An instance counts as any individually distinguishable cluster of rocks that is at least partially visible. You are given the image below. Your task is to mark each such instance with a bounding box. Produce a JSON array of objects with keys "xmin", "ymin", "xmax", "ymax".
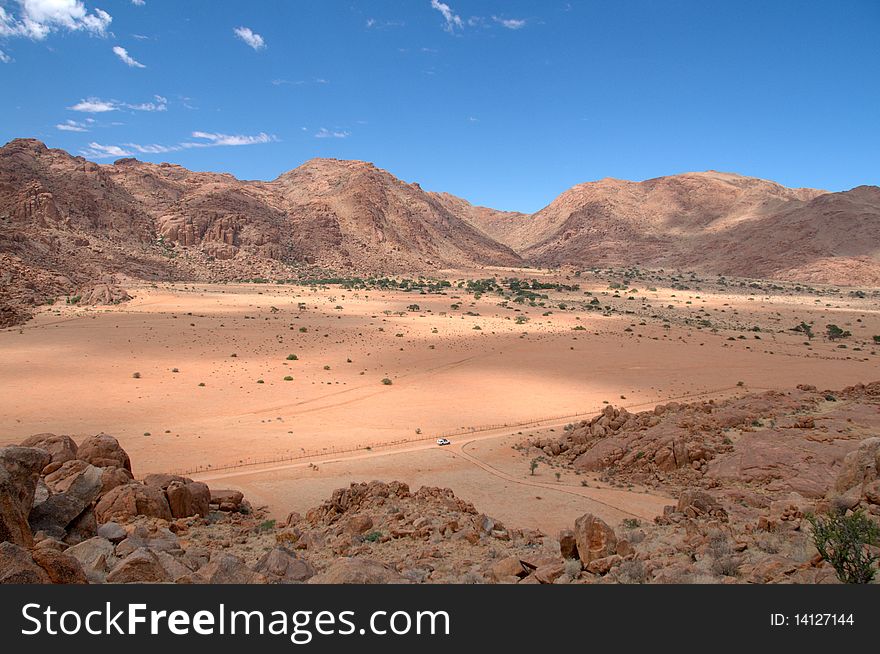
[
  {"xmin": 4, "ymin": 380, "xmax": 879, "ymax": 585},
  {"xmin": 0, "ymin": 432, "xmax": 266, "ymax": 584},
  {"xmin": 515, "ymin": 382, "xmax": 880, "ymax": 584}
]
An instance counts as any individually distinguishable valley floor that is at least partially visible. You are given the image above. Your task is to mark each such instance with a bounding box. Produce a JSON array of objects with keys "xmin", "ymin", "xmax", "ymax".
[{"xmin": 2, "ymin": 268, "xmax": 877, "ymax": 534}]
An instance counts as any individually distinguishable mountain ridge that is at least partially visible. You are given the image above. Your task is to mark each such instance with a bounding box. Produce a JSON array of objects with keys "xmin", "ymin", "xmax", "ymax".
[{"xmin": 1, "ymin": 138, "xmax": 878, "ymax": 327}]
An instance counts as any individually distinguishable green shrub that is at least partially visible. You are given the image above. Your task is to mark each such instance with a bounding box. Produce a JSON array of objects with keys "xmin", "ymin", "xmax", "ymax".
[
  {"xmin": 381, "ymin": 378, "xmax": 393, "ymax": 385},
  {"xmin": 807, "ymin": 509, "xmax": 880, "ymax": 584}
]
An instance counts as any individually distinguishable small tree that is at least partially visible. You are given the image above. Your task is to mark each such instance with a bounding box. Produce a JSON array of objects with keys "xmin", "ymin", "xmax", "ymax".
[
  {"xmin": 826, "ymin": 324, "xmax": 851, "ymax": 340},
  {"xmin": 529, "ymin": 459, "xmax": 539, "ymax": 476},
  {"xmin": 807, "ymin": 509, "xmax": 880, "ymax": 584},
  {"xmin": 555, "ymin": 472, "xmax": 562, "ymax": 482},
  {"xmin": 792, "ymin": 322, "xmax": 814, "ymax": 340}
]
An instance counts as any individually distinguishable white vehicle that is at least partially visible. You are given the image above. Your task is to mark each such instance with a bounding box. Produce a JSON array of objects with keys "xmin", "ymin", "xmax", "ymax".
[{"xmin": 436, "ymin": 438, "xmax": 451, "ymax": 446}]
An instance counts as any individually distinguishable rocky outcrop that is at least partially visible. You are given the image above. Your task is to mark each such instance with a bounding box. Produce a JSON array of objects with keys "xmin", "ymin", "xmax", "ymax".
[
  {"xmin": 95, "ymin": 483, "xmax": 172, "ymax": 523},
  {"xmin": 253, "ymin": 547, "xmax": 316, "ymax": 584},
  {"xmin": 29, "ymin": 459, "xmax": 103, "ymax": 539},
  {"xmin": 77, "ymin": 433, "xmax": 132, "ymax": 472},
  {"xmin": 19, "ymin": 434, "xmax": 78, "ymax": 464},
  {"xmin": 573, "ymin": 514, "xmax": 617, "ymax": 566},
  {"xmin": 0, "ymin": 447, "xmax": 51, "ymax": 547},
  {"xmin": 307, "ymin": 558, "xmax": 408, "ymax": 584}
]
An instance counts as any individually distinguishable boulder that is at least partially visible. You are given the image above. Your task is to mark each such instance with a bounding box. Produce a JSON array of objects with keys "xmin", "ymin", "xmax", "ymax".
[
  {"xmin": 65, "ymin": 536, "xmax": 117, "ymax": 583},
  {"xmin": 0, "ymin": 446, "xmax": 51, "ymax": 547},
  {"xmin": 253, "ymin": 547, "xmax": 316, "ymax": 583},
  {"xmin": 30, "ymin": 548, "xmax": 88, "ymax": 584},
  {"xmin": 0, "ymin": 541, "xmax": 50, "ymax": 583},
  {"xmin": 573, "ymin": 513, "xmax": 617, "ymax": 565},
  {"xmin": 63, "ymin": 507, "xmax": 97, "ymax": 545},
  {"xmin": 19, "ymin": 434, "xmax": 78, "ymax": 465},
  {"xmin": 210, "ymin": 489, "xmax": 243, "ymax": 512},
  {"xmin": 116, "ymin": 526, "xmax": 180, "ymax": 558},
  {"xmin": 143, "ymin": 474, "xmax": 193, "ymax": 490},
  {"xmin": 94, "ymin": 483, "xmax": 172, "ymax": 523},
  {"xmin": 106, "ymin": 548, "xmax": 171, "ymax": 583},
  {"xmin": 833, "ymin": 437, "xmax": 880, "ymax": 494},
  {"xmin": 491, "ymin": 556, "xmax": 526, "ymax": 581},
  {"xmin": 677, "ymin": 490, "xmax": 726, "ymax": 519},
  {"xmin": 28, "ymin": 459, "xmax": 103, "ymax": 538},
  {"xmin": 344, "ymin": 514, "xmax": 373, "ymax": 535},
  {"xmin": 586, "ymin": 554, "xmax": 623, "ymax": 575},
  {"xmin": 534, "ymin": 562, "xmax": 566, "ymax": 584},
  {"xmin": 77, "ymin": 433, "xmax": 131, "ymax": 472},
  {"xmin": 307, "ymin": 558, "xmax": 409, "ymax": 584},
  {"xmin": 187, "ymin": 482, "xmax": 211, "ymax": 517},
  {"xmin": 864, "ymin": 480, "xmax": 880, "ymax": 505},
  {"xmin": 558, "ymin": 528, "xmax": 578, "ymax": 560},
  {"xmin": 97, "ymin": 522, "xmax": 127, "ymax": 543},
  {"xmin": 164, "ymin": 481, "xmax": 210, "ymax": 519},
  {"xmin": 191, "ymin": 552, "xmax": 265, "ymax": 584},
  {"xmin": 99, "ymin": 467, "xmax": 133, "ymax": 497}
]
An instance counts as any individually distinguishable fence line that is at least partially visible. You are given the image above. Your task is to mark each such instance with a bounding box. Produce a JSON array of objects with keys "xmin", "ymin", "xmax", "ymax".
[{"xmin": 173, "ymin": 383, "xmax": 761, "ymax": 477}]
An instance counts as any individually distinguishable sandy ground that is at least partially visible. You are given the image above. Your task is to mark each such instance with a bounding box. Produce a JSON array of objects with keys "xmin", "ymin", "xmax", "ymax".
[{"xmin": 2, "ymin": 269, "xmax": 877, "ymax": 532}]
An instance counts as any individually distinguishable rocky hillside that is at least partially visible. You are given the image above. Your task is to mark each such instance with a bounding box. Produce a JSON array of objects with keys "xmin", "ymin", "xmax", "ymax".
[
  {"xmin": 2, "ymin": 382, "xmax": 879, "ymax": 584},
  {"xmin": 0, "ymin": 139, "xmax": 521, "ymax": 326},
  {"xmin": 3, "ymin": 138, "xmax": 878, "ymax": 327},
  {"xmin": 466, "ymin": 171, "xmax": 880, "ymax": 286}
]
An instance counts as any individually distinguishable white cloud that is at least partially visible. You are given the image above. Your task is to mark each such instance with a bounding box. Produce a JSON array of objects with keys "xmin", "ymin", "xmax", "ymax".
[
  {"xmin": 130, "ymin": 0, "xmax": 145, "ymax": 6},
  {"xmin": 0, "ymin": 1, "xmax": 112, "ymax": 40},
  {"xmin": 81, "ymin": 142, "xmax": 132, "ymax": 158},
  {"xmin": 365, "ymin": 18, "xmax": 404, "ymax": 29},
  {"xmin": 68, "ymin": 97, "xmax": 116, "ymax": 112},
  {"xmin": 314, "ymin": 128, "xmax": 350, "ymax": 139},
  {"xmin": 0, "ymin": 48, "xmax": 11, "ymax": 63},
  {"xmin": 80, "ymin": 131, "xmax": 277, "ymax": 159},
  {"xmin": 126, "ymin": 94, "xmax": 167, "ymax": 111},
  {"xmin": 430, "ymin": 1, "xmax": 462, "ymax": 33},
  {"xmin": 233, "ymin": 26, "xmax": 265, "ymax": 51},
  {"xmin": 113, "ymin": 45, "xmax": 145, "ymax": 68},
  {"xmin": 68, "ymin": 95, "xmax": 168, "ymax": 112},
  {"xmin": 56, "ymin": 118, "xmax": 89, "ymax": 131},
  {"xmin": 190, "ymin": 131, "xmax": 275, "ymax": 146},
  {"xmin": 493, "ymin": 16, "xmax": 526, "ymax": 30}
]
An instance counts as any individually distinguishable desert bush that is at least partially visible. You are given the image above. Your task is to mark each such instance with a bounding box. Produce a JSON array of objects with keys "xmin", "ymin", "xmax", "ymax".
[
  {"xmin": 381, "ymin": 378, "xmax": 392, "ymax": 385},
  {"xmin": 825, "ymin": 324, "xmax": 851, "ymax": 340},
  {"xmin": 616, "ymin": 560, "xmax": 647, "ymax": 584},
  {"xmin": 707, "ymin": 530, "xmax": 740, "ymax": 577},
  {"xmin": 132, "ymin": 372, "xmax": 141, "ymax": 379},
  {"xmin": 257, "ymin": 519, "xmax": 276, "ymax": 532},
  {"xmin": 564, "ymin": 559, "xmax": 582, "ymax": 578},
  {"xmin": 287, "ymin": 354, "xmax": 298, "ymax": 360},
  {"xmin": 807, "ymin": 509, "xmax": 880, "ymax": 584}
]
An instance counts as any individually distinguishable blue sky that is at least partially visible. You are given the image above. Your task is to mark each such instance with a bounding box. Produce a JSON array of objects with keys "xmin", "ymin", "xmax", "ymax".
[{"xmin": 1, "ymin": 1, "xmax": 878, "ymax": 212}]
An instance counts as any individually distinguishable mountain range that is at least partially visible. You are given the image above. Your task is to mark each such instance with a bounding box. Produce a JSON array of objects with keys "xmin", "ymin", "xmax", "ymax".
[{"xmin": 1, "ymin": 137, "xmax": 878, "ymax": 325}]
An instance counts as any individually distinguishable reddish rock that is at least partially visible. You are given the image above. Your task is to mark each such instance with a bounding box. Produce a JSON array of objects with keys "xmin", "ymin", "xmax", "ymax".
[
  {"xmin": 573, "ymin": 513, "xmax": 617, "ymax": 565},
  {"xmin": 94, "ymin": 482, "xmax": 172, "ymax": 523},
  {"xmin": 0, "ymin": 446, "xmax": 51, "ymax": 547},
  {"xmin": 307, "ymin": 558, "xmax": 408, "ymax": 584},
  {"xmin": 106, "ymin": 548, "xmax": 171, "ymax": 583},
  {"xmin": 77, "ymin": 433, "xmax": 131, "ymax": 472},
  {"xmin": 558, "ymin": 528, "xmax": 578, "ymax": 559},
  {"xmin": 0, "ymin": 542, "xmax": 51, "ymax": 584},
  {"xmin": 30, "ymin": 548, "xmax": 88, "ymax": 584},
  {"xmin": 253, "ymin": 547, "xmax": 316, "ymax": 583},
  {"xmin": 19, "ymin": 433, "xmax": 78, "ymax": 464}
]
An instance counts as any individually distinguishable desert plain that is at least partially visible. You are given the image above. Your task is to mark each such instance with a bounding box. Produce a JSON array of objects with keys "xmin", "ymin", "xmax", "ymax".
[{"xmin": 3, "ymin": 267, "xmax": 877, "ymax": 536}]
